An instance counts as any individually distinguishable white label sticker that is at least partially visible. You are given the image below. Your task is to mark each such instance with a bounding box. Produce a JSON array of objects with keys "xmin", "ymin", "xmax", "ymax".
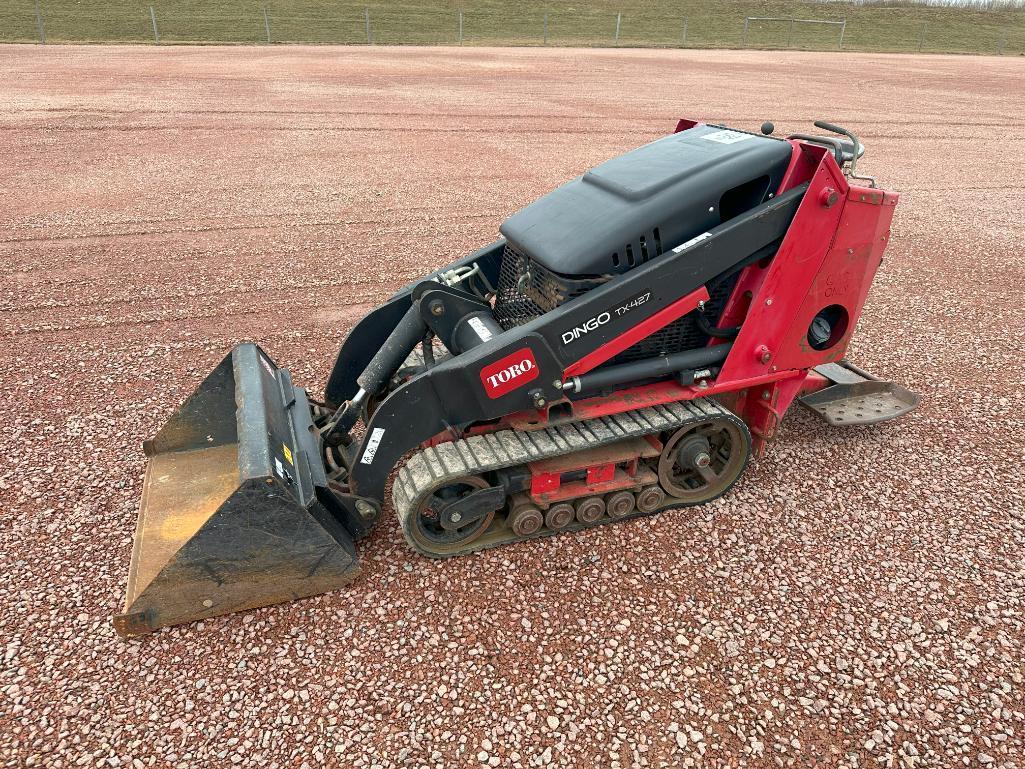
[
  {"xmin": 467, "ymin": 316, "xmax": 494, "ymax": 343},
  {"xmin": 360, "ymin": 427, "xmax": 386, "ymax": 465},
  {"xmin": 702, "ymin": 129, "xmax": 752, "ymax": 145},
  {"xmin": 274, "ymin": 458, "xmax": 285, "ymax": 478},
  {"xmin": 672, "ymin": 232, "xmax": 713, "ymax": 253}
]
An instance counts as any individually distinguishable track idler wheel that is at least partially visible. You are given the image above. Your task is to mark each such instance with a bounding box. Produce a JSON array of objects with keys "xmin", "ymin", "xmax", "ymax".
[
  {"xmin": 409, "ymin": 475, "xmax": 496, "ymax": 554},
  {"xmin": 657, "ymin": 417, "xmax": 750, "ymax": 504}
]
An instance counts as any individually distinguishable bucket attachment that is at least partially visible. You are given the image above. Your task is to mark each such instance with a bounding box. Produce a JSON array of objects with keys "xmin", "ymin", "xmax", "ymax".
[
  {"xmin": 114, "ymin": 344, "xmax": 361, "ymax": 638},
  {"xmin": 799, "ymin": 361, "xmax": 920, "ymax": 426}
]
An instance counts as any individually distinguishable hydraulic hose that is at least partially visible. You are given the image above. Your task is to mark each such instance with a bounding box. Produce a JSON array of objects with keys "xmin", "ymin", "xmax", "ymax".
[
  {"xmin": 692, "ymin": 238, "xmax": 781, "ymax": 341},
  {"xmin": 696, "ymin": 307, "xmax": 741, "ymax": 339}
]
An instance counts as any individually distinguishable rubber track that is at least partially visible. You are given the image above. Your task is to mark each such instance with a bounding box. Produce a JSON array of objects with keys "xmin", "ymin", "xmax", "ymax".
[{"xmin": 393, "ymin": 397, "xmax": 744, "ymax": 558}]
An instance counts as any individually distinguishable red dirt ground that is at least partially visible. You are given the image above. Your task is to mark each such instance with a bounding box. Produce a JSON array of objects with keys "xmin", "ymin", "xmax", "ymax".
[{"xmin": 1, "ymin": 45, "xmax": 1023, "ymax": 768}]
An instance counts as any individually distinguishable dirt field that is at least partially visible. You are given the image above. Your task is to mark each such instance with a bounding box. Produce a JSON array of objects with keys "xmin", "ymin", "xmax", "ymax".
[{"xmin": 2, "ymin": 45, "xmax": 1023, "ymax": 768}]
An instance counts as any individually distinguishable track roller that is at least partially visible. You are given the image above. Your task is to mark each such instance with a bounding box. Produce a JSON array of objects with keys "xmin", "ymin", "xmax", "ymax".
[
  {"xmin": 606, "ymin": 490, "xmax": 636, "ymax": 518},
  {"xmin": 636, "ymin": 485, "xmax": 665, "ymax": 514},
  {"xmin": 575, "ymin": 496, "xmax": 605, "ymax": 524},
  {"xmin": 545, "ymin": 502, "xmax": 575, "ymax": 530},
  {"xmin": 507, "ymin": 497, "xmax": 544, "ymax": 537}
]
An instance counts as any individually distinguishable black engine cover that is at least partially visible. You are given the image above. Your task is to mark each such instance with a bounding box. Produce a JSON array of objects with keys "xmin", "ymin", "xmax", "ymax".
[{"xmin": 499, "ymin": 123, "xmax": 792, "ymax": 277}]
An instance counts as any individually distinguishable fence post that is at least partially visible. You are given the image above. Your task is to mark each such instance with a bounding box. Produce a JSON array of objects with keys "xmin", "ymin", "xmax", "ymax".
[
  {"xmin": 263, "ymin": 7, "xmax": 271, "ymax": 43},
  {"xmin": 743, "ymin": 17, "xmax": 749, "ymax": 46},
  {"xmin": 917, "ymin": 22, "xmax": 927, "ymax": 52},
  {"xmin": 458, "ymin": 10, "xmax": 463, "ymax": 44},
  {"xmin": 365, "ymin": 7, "xmax": 372, "ymax": 44},
  {"xmin": 615, "ymin": 12, "xmax": 621, "ymax": 43},
  {"xmin": 787, "ymin": 18, "xmax": 794, "ymax": 48},
  {"xmin": 681, "ymin": 17, "xmax": 687, "ymax": 46},
  {"xmin": 997, "ymin": 27, "xmax": 1006, "ymax": 55},
  {"xmin": 34, "ymin": 0, "xmax": 45, "ymax": 44},
  {"xmin": 543, "ymin": 12, "xmax": 548, "ymax": 45},
  {"xmin": 838, "ymin": 18, "xmax": 846, "ymax": 50},
  {"xmin": 149, "ymin": 5, "xmax": 159, "ymax": 43}
]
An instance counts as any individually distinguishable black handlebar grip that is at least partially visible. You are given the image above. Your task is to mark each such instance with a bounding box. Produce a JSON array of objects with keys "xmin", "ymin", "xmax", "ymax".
[
  {"xmin": 356, "ymin": 302, "xmax": 427, "ymax": 395},
  {"xmin": 813, "ymin": 120, "xmax": 848, "ymax": 136}
]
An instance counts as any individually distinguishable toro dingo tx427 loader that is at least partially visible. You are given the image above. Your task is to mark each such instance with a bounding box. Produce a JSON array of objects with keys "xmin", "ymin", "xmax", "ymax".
[{"xmin": 114, "ymin": 119, "xmax": 918, "ymax": 636}]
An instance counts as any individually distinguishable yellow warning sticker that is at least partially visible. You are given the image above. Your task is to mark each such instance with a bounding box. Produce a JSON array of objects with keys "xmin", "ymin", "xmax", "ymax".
[{"xmin": 282, "ymin": 444, "xmax": 294, "ymax": 465}]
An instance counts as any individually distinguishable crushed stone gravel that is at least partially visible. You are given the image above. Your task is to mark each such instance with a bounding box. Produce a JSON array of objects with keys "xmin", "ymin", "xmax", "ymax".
[{"xmin": 1, "ymin": 44, "xmax": 1023, "ymax": 768}]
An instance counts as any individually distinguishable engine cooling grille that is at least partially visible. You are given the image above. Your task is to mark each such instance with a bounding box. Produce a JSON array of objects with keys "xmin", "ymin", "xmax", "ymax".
[
  {"xmin": 607, "ymin": 272, "xmax": 740, "ymax": 366},
  {"xmin": 492, "ymin": 242, "xmax": 741, "ymax": 367},
  {"xmin": 492, "ymin": 244, "xmax": 607, "ymax": 328}
]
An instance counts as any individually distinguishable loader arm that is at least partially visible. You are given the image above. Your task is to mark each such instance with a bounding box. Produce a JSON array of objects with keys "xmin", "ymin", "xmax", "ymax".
[{"xmin": 325, "ymin": 240, "xmax": 505, "ymax": 407}]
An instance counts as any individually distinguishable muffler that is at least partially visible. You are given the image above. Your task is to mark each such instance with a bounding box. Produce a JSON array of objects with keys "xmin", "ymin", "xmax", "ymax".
[{"xmin": 113, "ymin": 344, "xmax": 361, "ymax": 637}]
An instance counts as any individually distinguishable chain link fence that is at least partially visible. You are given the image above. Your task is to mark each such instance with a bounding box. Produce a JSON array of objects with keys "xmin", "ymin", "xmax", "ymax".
[{"xmin": 4, "ymin": 2, "xmax": 1024, "ymax": 54}]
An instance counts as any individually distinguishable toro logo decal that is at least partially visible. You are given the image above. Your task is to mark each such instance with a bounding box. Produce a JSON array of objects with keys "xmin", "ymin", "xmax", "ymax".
[{"xmin": 480, "ymin": 348, "xmax": 539, "ymax": 399}]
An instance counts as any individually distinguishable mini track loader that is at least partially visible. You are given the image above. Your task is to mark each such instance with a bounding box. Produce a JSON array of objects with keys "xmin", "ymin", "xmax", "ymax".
[{"xmin": 114, "ymin": 119, "xmax": 919, "ymax": 637}]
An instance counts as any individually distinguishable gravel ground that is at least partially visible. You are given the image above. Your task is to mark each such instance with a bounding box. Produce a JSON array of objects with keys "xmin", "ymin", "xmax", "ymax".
[{"xmin": 2, "ymin": 45, "xmax": 1024, "ymax": 769}]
